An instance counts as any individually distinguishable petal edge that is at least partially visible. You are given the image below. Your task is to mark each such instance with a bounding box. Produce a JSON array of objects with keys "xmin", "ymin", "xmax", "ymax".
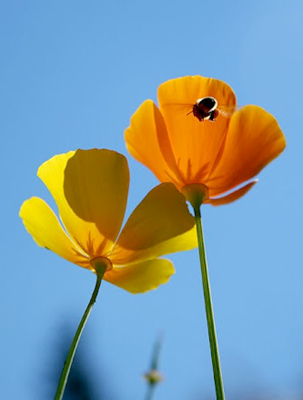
[
  {"xmin": 20, "ymin": 197, "xmax": 88, "ymax": 266},
  {"xmin": 111, "ymin": 183, "xmax": 197, "ymax": 265},
  {"xmin": 104, "ymin": 258, "xmax": 175, "ymax": 293}
]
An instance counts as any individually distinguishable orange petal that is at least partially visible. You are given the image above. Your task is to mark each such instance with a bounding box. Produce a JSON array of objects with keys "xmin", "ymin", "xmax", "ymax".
[
  {"xmin": 208, "ymin": 106, "xmax": 286, "ymax": 195},
  {"xmin": 125, "ymin": 100, "xmax": 183, "ymax": 187},
  {"xmin": 205, "ymin": 180, "xmax": 258, "ymax": 206},
  {"xmin": 104, "ymin": 258, "xmax": 175, "ymax": 293},
  {"xmin": 19, "ymin": 197, "xmax": 90, "ymax": 268},
  {"xmin": 158, "ymin": 76, "xmax": 236, "ymax": 185},
  {"xmin": 38, "ymin": 149, "xmax": 129, "ymax": 257},
  {"xmin": 110, "ymin": 183, "xmax": 197, "ymax": 265}
]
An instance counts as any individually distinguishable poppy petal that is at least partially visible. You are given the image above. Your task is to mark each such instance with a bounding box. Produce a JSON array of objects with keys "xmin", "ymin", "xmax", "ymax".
[
  {"xmin": 19, "ymin": 197, "xmax": 90, "ymax": 267},
  {"xmin": 158, "ymin": 76, "xmax": 236, "ymax": 185},
  {"xmin": 104, "ymin": 259, "xmax": 175, "ymax": 293},
  {"xmin": 110, "ymin": 183, "xmax": 197, "ymax": 265},
  {"xmin": 208, "ymin": 106, "xmax": 286, "ymax": 195},
  {"xmin": 125, "ymin": 100, "xmax": 183, "ymax": 187},
  {"xmin": 206, "ymin": 180, "xmax": 258, "ymax": 206},
  {"xmin": 38, "ymin": 149, "xmax": 129, "ymax": 257}
]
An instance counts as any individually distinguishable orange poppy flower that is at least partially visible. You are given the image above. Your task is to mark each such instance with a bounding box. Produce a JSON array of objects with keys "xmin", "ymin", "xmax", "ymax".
[
  {"xmin": 20, "ymin": 149, "xmax": 197, "ymax": 293},
  {"xmin": 125, "ymin": 76, "xmax": 286, "ymax": 206}
]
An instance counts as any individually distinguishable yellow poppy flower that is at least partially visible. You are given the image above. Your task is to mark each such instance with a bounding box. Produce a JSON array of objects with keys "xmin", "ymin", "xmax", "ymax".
[
  {"xmin": 125, "ymin": 76, "xmax": 286, "ymax": 205},
  {"xmin": 20, "ymin": 149, "xmax": 197, "ymax": 293}
]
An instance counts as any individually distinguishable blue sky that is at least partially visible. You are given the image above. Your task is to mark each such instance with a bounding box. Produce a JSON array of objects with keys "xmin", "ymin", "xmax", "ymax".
[{"xmin": 1, "ymin": 0, "xmax": 303, "ymax": 399}]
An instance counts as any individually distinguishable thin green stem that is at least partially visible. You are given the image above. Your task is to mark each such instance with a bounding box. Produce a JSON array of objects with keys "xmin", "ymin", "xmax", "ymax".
[
  {"xmin": 54, "ymin": 264, "xmax": 106, "ymax": 400},
  {"xmin": 193, "ymin": 205, "xmax": 225, "ymax": 400},
  {"xmin": 144, "ymin": 334, "xmax": 163, "ymax": 400},
  {"xmin": 145, "ymin": 384, "xmax": 156, "ymax": 400}
]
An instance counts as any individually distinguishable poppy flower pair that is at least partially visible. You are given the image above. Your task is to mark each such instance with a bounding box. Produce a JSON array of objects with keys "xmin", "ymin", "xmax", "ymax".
[{"xmin": 20, "ymin": 76, "xmax": 286, "ymax": 292}]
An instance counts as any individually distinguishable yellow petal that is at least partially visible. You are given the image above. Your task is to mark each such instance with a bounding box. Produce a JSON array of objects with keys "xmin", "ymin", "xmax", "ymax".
[
  {"xmin": 206, "ymin": 180, "xmax": 258, "ymax": 206},
  {"xmin": 19, "ymin": 197, "xmax": 90, "ymax": 268},
  {"xmin": 110, "ymin": 183, "xmax": 197, "ymax": 265},
  {"xmin": 104, "ymin": 258, "xmax": 175, "ymax": 293},
  {"xmin": 38, "ymin": 149, "xmax": 129, "ymax": 257},
  {"xmin": 208, "ymin": 106, "xmax": 286, "ymax": 196},
  {"xmin": 158, "ymin": 76, "xmax": 236, "ymax": 185},
  {"xmin": 125, "ymin": 100, "xmax": 183, "ymax": 187}
]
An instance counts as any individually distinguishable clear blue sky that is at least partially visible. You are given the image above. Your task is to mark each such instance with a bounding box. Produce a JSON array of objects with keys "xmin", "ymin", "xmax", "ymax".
[{"xmin": 1, "ymin": 0, "xmax": 303, "ymax": 399}]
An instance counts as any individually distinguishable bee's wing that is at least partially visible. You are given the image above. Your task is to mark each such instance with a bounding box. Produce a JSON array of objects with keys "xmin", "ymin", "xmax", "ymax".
[{"xmin": 217, "ymin": 105, "xmax": 240, "ymax": 118}]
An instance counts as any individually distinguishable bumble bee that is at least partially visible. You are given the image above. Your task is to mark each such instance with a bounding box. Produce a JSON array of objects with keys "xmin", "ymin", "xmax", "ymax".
[{"xmin": 187, "ymin": 97, "xmax": 236, "ymax": 122}]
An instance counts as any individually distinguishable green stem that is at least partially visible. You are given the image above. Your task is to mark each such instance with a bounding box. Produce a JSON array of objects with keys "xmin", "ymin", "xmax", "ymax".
[
  {"xmin": 193, "ymin": 204, "xmax": 225, "ymax": 400},
  {"xmin": 144, "ymin": 334, "xmax": 163, "ymax": 400},
  {"xmin": 54, "ymin": 264, "xmax": 106, "ymax": 400},
  {"xmin": 145, "ymin": 384, "xmax": 156, "ymax": 400}
]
